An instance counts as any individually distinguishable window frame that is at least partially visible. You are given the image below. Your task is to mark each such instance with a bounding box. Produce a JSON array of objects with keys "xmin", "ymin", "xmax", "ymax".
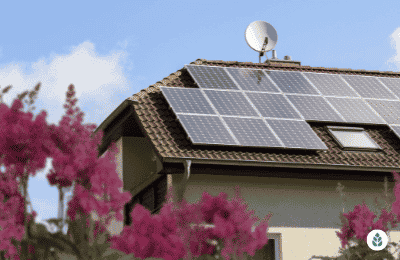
[{"xmin": 325, "ymin": 125, "xmax": 381, "ymax": 151}]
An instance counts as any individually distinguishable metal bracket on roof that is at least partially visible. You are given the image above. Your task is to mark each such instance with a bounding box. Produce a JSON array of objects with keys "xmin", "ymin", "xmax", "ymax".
[{"xmin": 176, "ymin": 160, "xmax": 192, "ymax": 203}]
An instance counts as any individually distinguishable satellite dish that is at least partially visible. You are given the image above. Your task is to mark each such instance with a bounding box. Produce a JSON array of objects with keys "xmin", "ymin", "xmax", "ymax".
[{"xmin": 245, "ymin": 21, "xmax": 278, "ymax": 62}]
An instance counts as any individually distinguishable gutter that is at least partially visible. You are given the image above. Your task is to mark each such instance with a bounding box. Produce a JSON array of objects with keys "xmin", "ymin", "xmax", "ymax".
[{"xmin": 162, "ymin": 157, "xmax": 400, "ymax": 173}]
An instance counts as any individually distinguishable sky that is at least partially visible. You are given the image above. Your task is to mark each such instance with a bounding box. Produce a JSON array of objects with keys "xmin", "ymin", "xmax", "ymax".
[{"xmin": 0, "ymin": 0, "xmax": 399, "ymax": 233}]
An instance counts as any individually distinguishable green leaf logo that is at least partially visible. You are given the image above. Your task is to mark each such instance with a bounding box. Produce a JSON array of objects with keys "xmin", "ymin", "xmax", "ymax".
[{"xmin": 372, "ymin": 233, "xmax": 383, "ymax": 247}]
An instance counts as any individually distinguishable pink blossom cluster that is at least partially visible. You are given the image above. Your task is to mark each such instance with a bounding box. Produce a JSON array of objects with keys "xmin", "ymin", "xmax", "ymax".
[
  {"xmin": 111, "ymin": 186, "xmax": 270, "ymax": 260},
  {"xmin": 0, "ymin": 84, "xmax": 131, "ymax": 259},
  {"xmin": 336, "ymin": 202, "xmax": 398, "ymax": 248},
  {"xmin": 0, "ymin": 97, "xmax": 49, "ymax": 260}
]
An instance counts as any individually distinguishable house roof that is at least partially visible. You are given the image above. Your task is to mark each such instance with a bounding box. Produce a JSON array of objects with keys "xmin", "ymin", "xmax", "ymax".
[{"xmin": 102, "ymin": 59, "xmax": 400, "ymax": 172}]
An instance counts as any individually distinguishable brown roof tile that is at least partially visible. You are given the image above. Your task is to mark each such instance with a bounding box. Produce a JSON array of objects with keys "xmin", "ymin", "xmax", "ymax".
[{"xmin": 128, "ymin": 59, "xmax": 400, "ymax": 170}]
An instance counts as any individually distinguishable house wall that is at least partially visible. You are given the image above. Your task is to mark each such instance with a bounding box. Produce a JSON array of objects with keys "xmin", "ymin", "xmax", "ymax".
[
  {"xmin": 169, "ymin": 173, "xmax": 400, "ymax": 259},
  {"xmin": 92, "ymin": 136, "xmax": 163, "ymax": 236}
]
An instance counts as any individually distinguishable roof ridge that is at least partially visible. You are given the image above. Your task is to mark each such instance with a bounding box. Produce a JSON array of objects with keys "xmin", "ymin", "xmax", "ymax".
[{"xmin": 129, "ymin": 58, "xmax": 400, "ymax": 102}]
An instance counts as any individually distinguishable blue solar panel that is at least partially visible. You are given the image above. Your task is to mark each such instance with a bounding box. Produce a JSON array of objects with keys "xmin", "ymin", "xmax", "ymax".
[
  {"xmin": 365, "ymin": 100, "xmax": 400, "ymax": 125},
  {"xmin": 341, "ymin": 75, "xmax": 397, "ymax": 99},
  {"xmin": 266, "ymin": 70, "xmax": 319, "ymax": 95},
  {"xmin": 378, "ymin": 78, "xmax": 400, "ymax": 99},
  {"xmin": 303, "ymin": 72, "xmax": 359, "ymax": 97},
  {"xmin": 160, "ymin": 87, "xmax": 215, "ymax": 114},
  {"xmin": 246, "ymin": 92, "xmax": 301, "ymax": 119},
  {"xmin": 266, "ymin": 119, "xmax": 328, "ymax": 150},
  {"xmin": 203, "ymin": 90, "xmax": 258, "ymax": 117},
  {"xmin": 226, "ymin": 67, "xmax": 280, "ymax": 93},
  {"xmin": 223, "ymin": 117, "xmax": 283, "ymax": 147},
  {"xmin": 326, "ymin": 97, "xmax": 386, "ymax": 124},
  {"xmin": 176, "ymin": 114, "xmax": 237, "ymax": 145},
  {"xmin": 286, "ymin": 95, "xmax": 345, "ymax": 122},
  {"xmin": 185, "ymin": 65, "xmax": 239, "ymax": 90}
]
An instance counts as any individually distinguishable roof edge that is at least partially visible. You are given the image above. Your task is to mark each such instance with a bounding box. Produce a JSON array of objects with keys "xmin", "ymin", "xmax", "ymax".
[
  {"xmin": 94, "ymin": 98, "xmax": 138, "ymax": 135},
  {"xmin": 162, "ymin": 157, "xmax": 400, "ymax": 173}
]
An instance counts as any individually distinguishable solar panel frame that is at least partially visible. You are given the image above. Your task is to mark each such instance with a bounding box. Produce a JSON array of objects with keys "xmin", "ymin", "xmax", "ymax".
[
  {"xmin": 265, "ymin": 70, "xmax": 320, "ymax": 95},
  {"xmin": 341, "ymin": 75, "xmax": 397, "ymax": 99},
  {"xmin": 266, "ymin": 119, "xmax": 328, "ymax": 150},
  {"xmin": 185, "ymin": 64, "xmax": 239, "ymax": 90},
  {"xmin": 223, "ymin": 117, "xmax": 283, "ymax": 147},
  {"xmin": 246, "ymin": 92, "xmax": 302, "ymax": 119},
  {"xmin": 203, "ymin": 90, "xmax": 259, "ymax": 117},
  {"xmin": 160, "ymin": 87, "xmax": 216, "ymax": 115},
  {"xmin": 302, "ymin": 72, "xmax": 359, "ymax": 97},
  {"xmin": 365, "ymin": 99, "xmax": 400, "ymax": 125},
  {"xmin": 176, "ymin": 114, "xmax": 239, "ymax": 145},
  {"xmin": 325, "ymin": 97, "xmax": 386, "ymax": 124},
  {"xmin": 286, "ymin": 94, "xmax": 346, "ymax": 122},
  {"xmin": 226, "ymin": 67, "xmax": 281, "ymax": 93},
  {"xmin": 378, "ymin": 77, "xmax": 400, "ymax": 100}
]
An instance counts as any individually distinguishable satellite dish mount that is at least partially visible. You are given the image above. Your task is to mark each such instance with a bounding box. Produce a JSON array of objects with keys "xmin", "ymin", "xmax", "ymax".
[
  {"xmin": 245, "ymin": 21, "xmax": 278, "ymax": 63},
  {"xmin": 259, "ymin": 37, "xmax": 269, "ymax": 63}
]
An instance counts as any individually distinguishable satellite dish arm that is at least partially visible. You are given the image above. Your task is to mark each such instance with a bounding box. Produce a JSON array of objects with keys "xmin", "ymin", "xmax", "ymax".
[{"xmin": 259, "ymin": 37, "xmax": 268, "ymax": 63}]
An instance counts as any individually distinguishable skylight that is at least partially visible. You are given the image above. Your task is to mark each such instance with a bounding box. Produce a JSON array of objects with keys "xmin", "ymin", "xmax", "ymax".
[{"xmin": 326, "ymin": 126, "xmax": 381, "ymax": 151}]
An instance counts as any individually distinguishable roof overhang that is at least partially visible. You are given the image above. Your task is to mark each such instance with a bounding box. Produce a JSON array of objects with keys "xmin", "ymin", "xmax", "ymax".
[
  {"xmin": 94, "ymin": 98, "xmax": 138, "ymax": 136},
  {"xmin": 162, "ymin": 156, "xmax": 400, "ymax": 173}
]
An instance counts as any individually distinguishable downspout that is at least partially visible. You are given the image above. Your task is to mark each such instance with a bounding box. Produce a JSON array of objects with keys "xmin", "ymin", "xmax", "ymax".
[{"xmin": 176, "ymin": 160, "xmax": 192, "ymax": 203}]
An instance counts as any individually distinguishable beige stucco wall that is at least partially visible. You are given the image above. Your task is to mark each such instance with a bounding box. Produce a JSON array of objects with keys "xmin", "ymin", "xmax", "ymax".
[{"xmin": 169, "ymin": 173, "xmax": 400, "ymax": 259}]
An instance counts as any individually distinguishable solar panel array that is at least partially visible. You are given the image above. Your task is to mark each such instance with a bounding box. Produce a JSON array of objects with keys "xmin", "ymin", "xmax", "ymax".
[{"xmin": 159, "ymin": 64, "xmax": 400, "ymax": 150}]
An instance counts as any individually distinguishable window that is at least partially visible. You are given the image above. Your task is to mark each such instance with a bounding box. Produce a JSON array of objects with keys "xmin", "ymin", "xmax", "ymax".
[
  {"xmin": 249, "ymin": 233, "xmax": 282, "ymax": 260},
  {"xmin": 326, "ymin": 126, "xmax": 381, "ymax": 151}
]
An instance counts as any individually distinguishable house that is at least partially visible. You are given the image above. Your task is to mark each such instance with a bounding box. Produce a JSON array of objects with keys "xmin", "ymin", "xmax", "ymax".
[{"xmin": 94, "ymin": 57, "xmax": 400, "ymax": 259}]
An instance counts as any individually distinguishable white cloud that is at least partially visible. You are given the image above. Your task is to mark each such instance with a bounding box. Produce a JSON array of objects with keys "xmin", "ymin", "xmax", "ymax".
[
  {"xmin": 387, "ymin": 27, "xmax": 400, "ymax": 71},
  {"xmin": 0, "ymin": 41, "xmax": 131, "ymax": 125}
]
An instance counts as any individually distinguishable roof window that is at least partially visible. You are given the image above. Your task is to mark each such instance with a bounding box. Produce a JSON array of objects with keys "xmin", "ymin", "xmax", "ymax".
[{"xmin": 326, "ymin": 126, "xmax": 381, "ymax": 151}]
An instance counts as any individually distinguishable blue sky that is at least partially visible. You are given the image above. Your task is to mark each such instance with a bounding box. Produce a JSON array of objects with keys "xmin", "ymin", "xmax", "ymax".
[{"xmin": 0, "ymin": 0, "xmax": 399, "ymax": 232}]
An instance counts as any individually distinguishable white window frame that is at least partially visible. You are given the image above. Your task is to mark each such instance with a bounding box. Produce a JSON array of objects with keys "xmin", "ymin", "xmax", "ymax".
[
  {"xmin": 325, "ymin": 126, "xmax": 381, "ymax": 151},
  {"xmin": 190, "ymin": 223, "xmax": 282, "ymax": 260}
]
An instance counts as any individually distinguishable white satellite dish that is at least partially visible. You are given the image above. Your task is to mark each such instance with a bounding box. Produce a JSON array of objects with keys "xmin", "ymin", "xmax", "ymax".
[{"xmin": 245, "ymin": 21, "xmax": 278, "ymax": 62}]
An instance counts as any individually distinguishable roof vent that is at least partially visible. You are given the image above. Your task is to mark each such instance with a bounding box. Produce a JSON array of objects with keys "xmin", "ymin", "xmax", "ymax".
[
  {"xmin": 271, "ymin": 50, "xmax": 278, "ymax": 60},
  {"xmin": 284, "ymin": 55, "xmax": 292, "ymax": 61}
]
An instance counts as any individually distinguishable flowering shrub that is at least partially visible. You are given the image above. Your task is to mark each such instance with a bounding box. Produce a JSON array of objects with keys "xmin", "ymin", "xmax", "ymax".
[
  {"xmin": 111, "ymin": 186, "xmax": 271, "ymax": 260},
  {"xmin": 336, "ymin": 203, "xmax": 398, "ymax": 248}
]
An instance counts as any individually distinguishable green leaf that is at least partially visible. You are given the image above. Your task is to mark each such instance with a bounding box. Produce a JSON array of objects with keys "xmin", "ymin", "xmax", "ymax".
[
  {"xmin": 378, "ymin": 241, "xmax": 382, "ymax": 247},
  {"xmin": 372, "ymin": 241, "xmax": 377, "ymax": 247},
  {"xmin": 375, "ymin": 233, "xmax": 380, "ymax": 237}
]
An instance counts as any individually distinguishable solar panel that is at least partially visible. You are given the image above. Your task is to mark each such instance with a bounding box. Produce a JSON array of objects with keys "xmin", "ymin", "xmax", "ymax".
[
  {"xmin": 326, "ymin": 97, "xmax": 386, "ymax": 124},
  {"xmin": 378, "ymin": 78, "xmax": 400, "ymax": 99},
  {"xmin": 286, "ymin": 95, "xmax": 345, "ymax": 122},
  {"xmin": 203, "ymin": 90, "xmax": 258, "ymax": 117},
  {"xmin": 266, "ymin": 119, "xmax": 328, "ymax": 149},
  {"xmin": 390, "ymin": 125, "xmax": 400, "ymax": 139},
  {"xmin": 160, "ymin": 87, "xmax": 215, "ymax": 115},
  {"xmin": 223, "ymin": 117, "xmax": 283, "ymax": 147},
  {"xmin": 185, "ymin": 65, "xmax": 239, "ymax": 90},
  {"xmin": 176, "ymin": 114, "xmax": 238, "ymax": 145},
  {"xmin": 246, "ymin": 92, "xmax": 301, "ymax": 119},
  {"xmin": 365, "ymin": 100, "xmax": 400, "ymax": 124},
  {"xmin": 341, "ymin": 75, "xmax": 397, "ymax": 99},
  {"xmin": 226, "ymin": 67, "xmax": 280, "ymax": 93},
  {"xmin": 266, "ymin": 70, "xmax": 319, "ymax": 95},
  {"xmin": 302, "ymin": 73, "xmax": 359, "ymax": 97}
]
